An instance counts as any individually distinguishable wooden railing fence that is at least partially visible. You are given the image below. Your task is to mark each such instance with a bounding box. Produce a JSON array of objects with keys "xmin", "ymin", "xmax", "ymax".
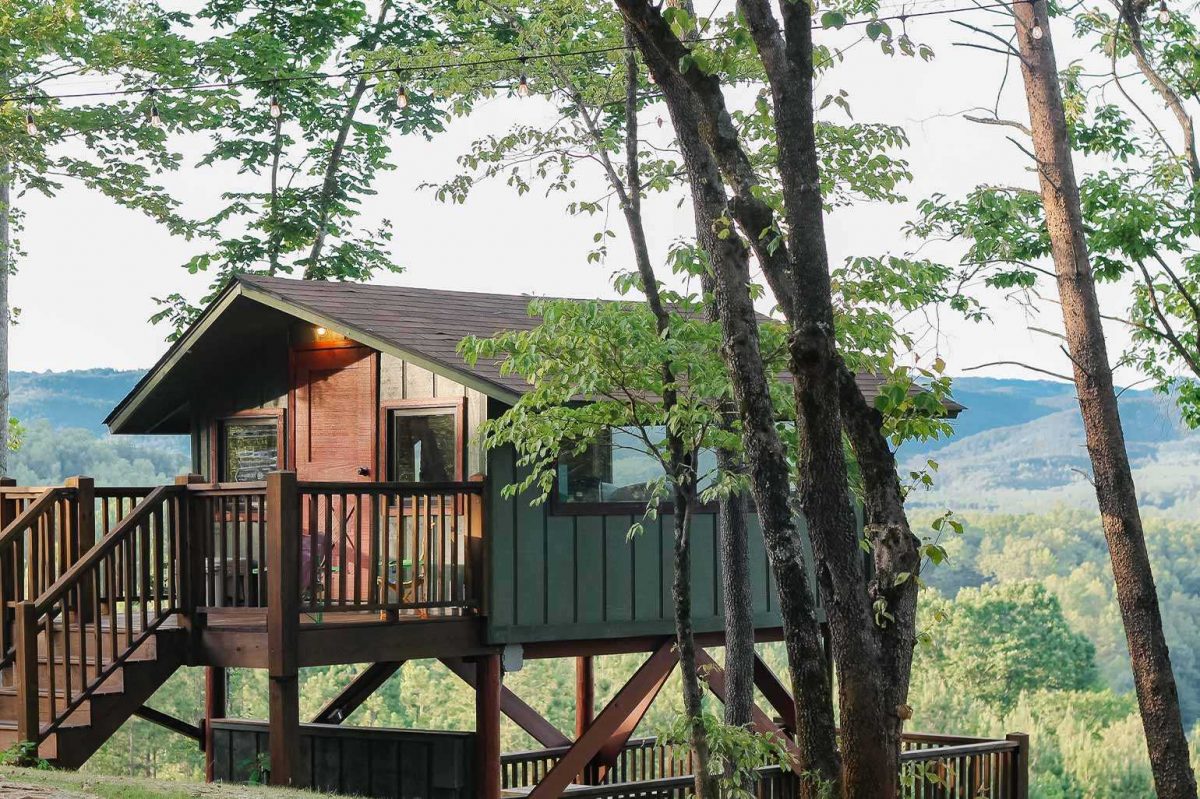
[
  {"xmin": 295, "ymin": 481, "xmax": 484, "ymax": 617},
  {"xmin": 15, "ymin": 485, "xmax": 185, "ymax": 741},
  {"xmin": 502, "ymin": 733, "xmax": 1029, "ymax": 799}
]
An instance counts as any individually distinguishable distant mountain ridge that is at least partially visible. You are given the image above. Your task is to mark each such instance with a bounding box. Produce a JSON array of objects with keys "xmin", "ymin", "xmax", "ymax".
[
  {"xmin": 9, "ymin": 369, "xmax": 1199, "ymax": 513},
  {"xmin": 901, "ymin": 377, "xmax": 1200, "ymax": 515}
]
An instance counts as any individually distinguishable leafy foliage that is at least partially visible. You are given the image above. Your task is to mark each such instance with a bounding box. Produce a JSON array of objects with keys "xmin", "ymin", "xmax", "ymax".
[{"xmin": 151, "ymin": 0, "xmax": 454, "ymax": 335}]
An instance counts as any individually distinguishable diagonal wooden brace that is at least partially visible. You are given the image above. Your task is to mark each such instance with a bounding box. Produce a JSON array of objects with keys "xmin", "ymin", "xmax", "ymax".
[
  {"xmin": 311, "ymin": 661, "xmax": 404, "ymax": 725},
  {"xmin": 753, "ymin": 653, "xmax": 797, "ymax": 733},
  {"xmin": 695, "ymin": 649, "xmax": 803, "ymax": 775},
  {"xmin": 527, "ymin": 639, "xmax": 677, "ymax": 799},
  {"xmin": 440, "ymin": 658, "xmax": 572, "ymax": 748}
]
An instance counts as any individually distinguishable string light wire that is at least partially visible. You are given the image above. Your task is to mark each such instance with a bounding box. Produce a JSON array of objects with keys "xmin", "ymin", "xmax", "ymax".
[{"xmin": 1, "ymin": 0, "xmax": 1035, "ymax": 109}]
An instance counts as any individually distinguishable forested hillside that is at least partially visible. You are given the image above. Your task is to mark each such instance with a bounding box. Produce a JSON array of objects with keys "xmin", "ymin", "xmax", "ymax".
[{"xmin": 11, "ymin": 370, "xmax": 1200, "ymax": 796}]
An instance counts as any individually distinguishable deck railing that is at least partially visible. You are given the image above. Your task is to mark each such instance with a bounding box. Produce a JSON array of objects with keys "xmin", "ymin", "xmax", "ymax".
[
  {"xmin": 296, "ymin": 481, "xmax": 484, "ymax": 616},
  {"xmin": 177, "ymin": 477, "xmax": 486, "ymax": 617},
  {"xmin": 502, "ymin": 732, "xmax": 1029, "ymax": 799},
  {"xmin": 14, "ymin": 485, "xmax": 186, "ymax": 742}
]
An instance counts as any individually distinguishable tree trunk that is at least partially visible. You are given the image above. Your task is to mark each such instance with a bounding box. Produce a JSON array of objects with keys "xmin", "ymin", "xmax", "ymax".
[
  {"xmin": 1012, "ymin": 4, "xmax": 1198, "ymax": 797},
  {"xmin": 0, "ymin": 160, "xmax": 11, "ymax": 477},
  {"xmin": 672, "ymin": 491, "xmax": 718, "ymax": 799},
  {"xmin": 614, "ymin": 13, "xmax": 839, "ymax": 792},
  {"xmin": 716, "ymin": 459, "xmax": 754, "ymax": 729}
]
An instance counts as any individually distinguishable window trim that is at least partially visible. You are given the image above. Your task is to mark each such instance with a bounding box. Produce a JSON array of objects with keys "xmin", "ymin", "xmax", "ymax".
[
  {"xmin": 378, "ymin": 397, "xmax": 467, "ymax": 483},
  {"xmin": 211, "ymin": 408, "xmax": 286, "ymax": 484}
]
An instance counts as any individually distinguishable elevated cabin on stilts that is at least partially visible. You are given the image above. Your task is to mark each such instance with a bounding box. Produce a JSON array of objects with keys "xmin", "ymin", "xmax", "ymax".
[{"xmin": 0, "ymin": 275, "xmax": 1026, "ymax": 799}]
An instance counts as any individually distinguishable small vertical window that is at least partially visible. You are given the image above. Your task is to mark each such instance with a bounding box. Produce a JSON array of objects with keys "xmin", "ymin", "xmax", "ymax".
[
  {"xmin": 220, "ymin": 418, "xmax": 280, "ymax": 482},
  {"xmin": 388, "ymin": 406, "xmax": 461, "ymax": 482}
]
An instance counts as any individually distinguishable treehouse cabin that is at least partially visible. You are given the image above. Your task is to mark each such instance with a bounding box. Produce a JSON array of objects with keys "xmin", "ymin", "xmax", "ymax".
[{"xmin": 0, "ymin": 275, "xmax": 1027, "ymax": 799}]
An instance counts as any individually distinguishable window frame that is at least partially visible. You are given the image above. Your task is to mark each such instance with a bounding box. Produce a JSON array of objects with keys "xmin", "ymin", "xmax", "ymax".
[
  {"xmin": 211, "ymin": 408, "xmax": 286, "ymax": 484},
  {"xmin": 378, "ymin": 397, "xmax": 467, "ymax": 483},
  {"xmin": 547, "ymin": 426, "xmax": 719, "ymax": 517}
]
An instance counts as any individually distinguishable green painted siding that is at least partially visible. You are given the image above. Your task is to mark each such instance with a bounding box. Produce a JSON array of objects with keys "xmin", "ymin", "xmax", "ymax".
[{"xmin": 484, "ymin": 443, "xmax": 821, "ymax": 645}]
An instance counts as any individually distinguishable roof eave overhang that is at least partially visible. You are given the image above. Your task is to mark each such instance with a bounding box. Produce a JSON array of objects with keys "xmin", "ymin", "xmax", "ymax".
[
  {"xmin": 238, "ymin": 282, "xmax": 522, "ymax": 406},
  {"xmin": 106, "ymin": 279, "xmax": 524, "ymax": 435}
]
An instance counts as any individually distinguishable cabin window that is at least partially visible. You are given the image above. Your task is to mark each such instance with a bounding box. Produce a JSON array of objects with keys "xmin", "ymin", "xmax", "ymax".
[
  {"xmin": 218, "ymin": 416, "xmax": 281, "ymax": 482},
  {"xmin": 554, "ymin": 426, "xmax": 716, "ymax": 509},
  {"xmin": 385, "ymin": 401, "xmax": 464, "ymax": 482}
]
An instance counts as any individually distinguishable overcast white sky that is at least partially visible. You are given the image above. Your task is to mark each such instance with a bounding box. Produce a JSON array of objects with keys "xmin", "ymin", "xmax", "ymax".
[{"xmin": 11, "ymin": 6, "xmax": 1148, "ymax": 384}]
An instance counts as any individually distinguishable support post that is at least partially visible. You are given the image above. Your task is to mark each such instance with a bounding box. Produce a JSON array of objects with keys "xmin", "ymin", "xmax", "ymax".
[
  {"xmin": 1007, "ymin": 732, "xmax": 1029, "ymax": 799},
  {"xmin": 66, "ymin": 476, "xmax": 94, "ymax": 617},
  {"xmin": 15, "ymin": 601, "xmax": 38, "ymax": 744},
  {"xmin": 575, "ymin": 655, "xmax": 594, "ymax": 740},
  {"xmin": 474, "ymin": 653, "xmax": 501, "ymax": 799},
  {"xmin": 176, "ymin": 473, "xmax": 206, "ymax": 662},
  {"xmin": 266, "ymin": 471, "xmax": 300, "ymax": 788},
  {"xmin": 66, "ymin": 476, "xmax": 94, "ymax": 561},
  {"xmin": 204, "ymin": 666, "xmax": 227, "ymax": 782}
]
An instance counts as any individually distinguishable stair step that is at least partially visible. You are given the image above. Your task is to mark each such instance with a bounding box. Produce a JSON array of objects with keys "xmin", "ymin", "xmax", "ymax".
[
  {"xmin": 0, "ymin": 691, "xmax": 92, "ymax": 726},
  {"xmin": 0, "ymin": 661, "xmax": 126, "ymax": 693},
  {"xmin": 0, "ymin": 722, "xmax": 57, "ymax": 760},
  {"xmin": 39, "ymin": 628, "xmax": 159, "ymax": 661}
]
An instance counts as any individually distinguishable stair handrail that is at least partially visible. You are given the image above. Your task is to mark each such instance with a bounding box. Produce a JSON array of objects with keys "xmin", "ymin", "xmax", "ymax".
[
  {"xmin": 16, "ymin": 485, "xmax": 185, "ymax": 743},
  {"xmin": 0, "ymin": 488, "xmax": 77, "ymax": 674},
  {"xmin": 32, "ymin": 486, "xmax": 180, "ymax": 615}
]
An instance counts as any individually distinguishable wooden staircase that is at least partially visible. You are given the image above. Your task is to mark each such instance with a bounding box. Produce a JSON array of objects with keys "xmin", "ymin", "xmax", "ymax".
[
  {"xmin": 0, "ymin": 483, "xmax": 190, "ymax": 768},
  {"xmin": 0, "ymin": 621, "xmax": 185, "ymax": 767}
]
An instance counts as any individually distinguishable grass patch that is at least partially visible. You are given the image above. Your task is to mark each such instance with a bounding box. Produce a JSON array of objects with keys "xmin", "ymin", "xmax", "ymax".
[{"xmin": 0, "ymin": 766, "xmax": 333, "ymax": 798}]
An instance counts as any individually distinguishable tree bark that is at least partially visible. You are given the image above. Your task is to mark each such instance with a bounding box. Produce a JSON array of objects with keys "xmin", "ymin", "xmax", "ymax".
[
  {"xmin": 716, "ymin": 453, "xmax": 754, "ymax": 729},
  {"xmin": 1012, "ymin": 4, "xmax": 1198, "ymax": 797},
  {"xmin": 0, "ymin": 160, "xmax": 10, "ymax": 477},
  {"xmin": 615, "ymin": 11, "xmax": 839, "ymax": 792},
  {"xmin": 305, "ymin": 0, "xmax": 392, "ymax": 274}
]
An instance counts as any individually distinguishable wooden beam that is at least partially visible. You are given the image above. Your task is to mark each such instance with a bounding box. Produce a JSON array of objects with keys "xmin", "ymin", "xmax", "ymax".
[
  {"xmin": 526, "ymin": 639, "xmax": 676, "ymax": 799},
  {"xmin": 266, "ymin": 471, "xmax": 300, "ymax": 788},
  {"xmin": 135, "ymin": 705, "xmax": 203, "ymax": 742},
  {"xmin": 695, "ymin": 649, "xmax": 803, "ymax": 775},
  {"xmin": 475, "ymin": 654, "xmax": 501, "ymax": 799},
  {"xmin": 575, "ymin": 656, "xmax": 594, "ymax": 740},
  {"xmin": 204, "ymin": 666, "xmax": 227, "ymax": 781},
  {"xmin": 753, "ymin": 653, "xmax": 796, "ymax": 732},
  {"xmin": 311, "ymin": 661, "xmax": 402, "ymax": 725},
  {"xmin": 521, "ymin": 627, "xmax": 785, "ymax": 660},
  {"xmin": 441, "ymin": 658, "xmax": 570, "ymax": 749}
]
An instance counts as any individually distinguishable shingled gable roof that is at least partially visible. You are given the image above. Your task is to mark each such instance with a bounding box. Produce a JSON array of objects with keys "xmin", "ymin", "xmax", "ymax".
[{"xmin": 105, "ymin": 274, "xmax": 960, "ymax": 433}]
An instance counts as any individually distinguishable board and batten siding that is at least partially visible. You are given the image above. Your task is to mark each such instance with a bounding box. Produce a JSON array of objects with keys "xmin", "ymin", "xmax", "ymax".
[
  {"xmin": 484, "ymin": 442, "xmax": 820, "ymax": 645},
  {"xmin": 378, "ymin": 353, "xmax": 488, "ymax": 477}
]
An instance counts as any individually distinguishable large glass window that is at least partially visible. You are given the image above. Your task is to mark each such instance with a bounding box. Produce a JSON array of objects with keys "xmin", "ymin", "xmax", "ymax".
[
  {"xmin": 220, "ymin": 418, "xmax": 280, "ymax": 482},
  {"xmin": 388, "ymin": 407, "xmax": 460, "ymax": 482},
  {"xmin": 556, "ymin": 426, "xmax": 716, "ymax": 507}
]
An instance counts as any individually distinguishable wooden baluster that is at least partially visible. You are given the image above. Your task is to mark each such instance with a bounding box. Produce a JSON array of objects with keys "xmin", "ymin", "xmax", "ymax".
[
  {"xmin": 337, "ymin": 492, "xmax": 347, "ymax": 608},
  {"xmin": 306, "ymin": 493, "xmax": 318, "ymax": 612},
  {"xmin": 353, "ymin": 493, "xmax": 363, "ymax": 606},
  {"xmin": 140, "ymin": 518, "xmax": 151, "ymax": 632},
  {"xmin": 231, "ymin": 495, "xmax": 241, "ymax": 607},
  {"xmin": 217, "ymin": 496, "xmax": 228, "ymax": 608}
]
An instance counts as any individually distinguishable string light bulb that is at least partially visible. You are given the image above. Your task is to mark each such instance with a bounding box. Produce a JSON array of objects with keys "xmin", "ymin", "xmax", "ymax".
[
  {"xmin": 147, "ymin": 89, "xmax": 162, "ymax": 127},
  {"xmin": 1030, "ymin": 22, "xmax": 1044, "ymax": 39},
  {"xmin": 269, "ymin": 95, "xmax": 282, "ymax": 118},
  {"xmin": 1157, "ymin": 0, "xmax": 1170, "ymax": 23},
  {"xmin": 517, "ymin": 73, "xmax": 530, "ymax": 97},
  {"xmin": 24, "ymin": 109, "xmax": 37, "ymax": 136},
  {"xmin": 397, "ymin": 85, "xmax": 409, "ymax": 108}
]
